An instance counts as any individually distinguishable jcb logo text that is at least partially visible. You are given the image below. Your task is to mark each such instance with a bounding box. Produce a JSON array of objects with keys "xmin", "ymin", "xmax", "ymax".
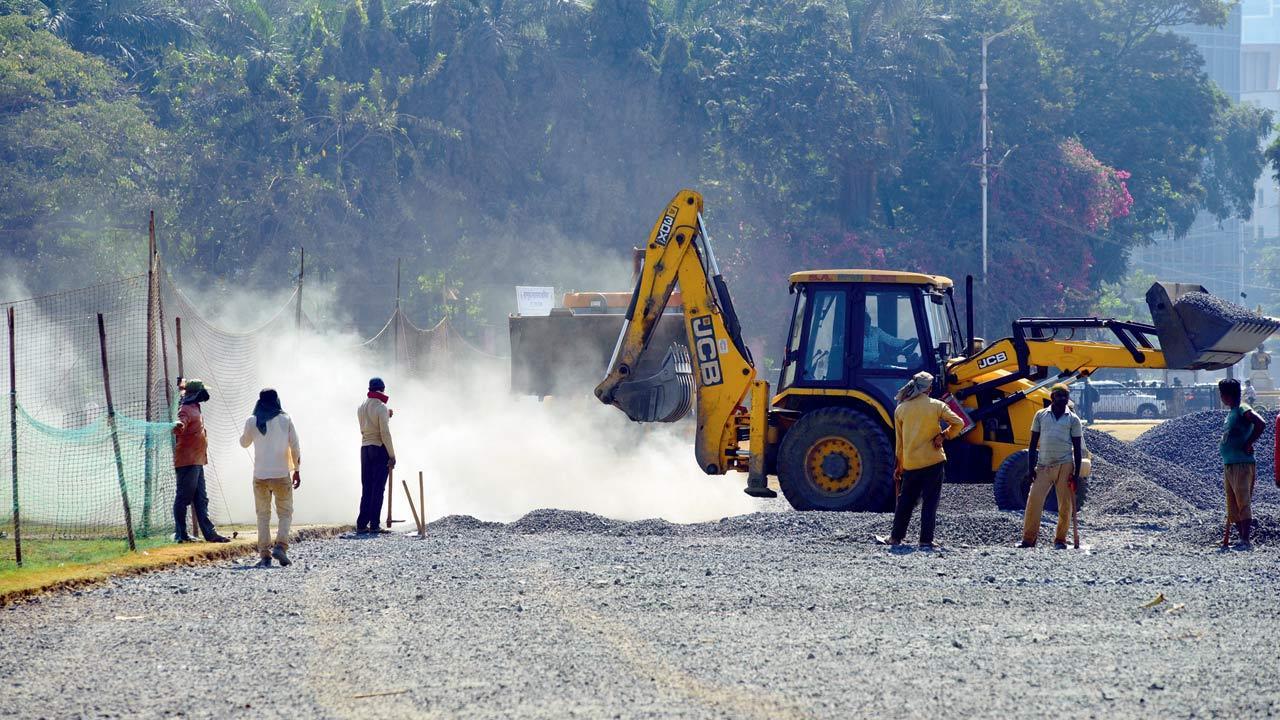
[
  {"xmin": 690, "ymin": 315, "xmax": 724, "ymax": 386},
  {"xmin": 977, "ymin": 351, "xmax": 1007, "ymax": 369}
]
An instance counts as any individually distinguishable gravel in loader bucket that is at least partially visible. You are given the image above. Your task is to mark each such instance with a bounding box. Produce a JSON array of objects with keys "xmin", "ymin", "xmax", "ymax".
[
  {"xmin": 1146, "ymin": 282, "xmax": 1280, "ymax": 370},
  {"xmin": 608, "ymin": 344, "xmax": 695, "ymax": 423}
]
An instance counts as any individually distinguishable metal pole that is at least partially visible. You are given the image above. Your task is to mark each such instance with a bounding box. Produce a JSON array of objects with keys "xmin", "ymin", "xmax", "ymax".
[
  {"xmin": 980, "ymin": 36, "xmax": 990, "ymax": 339},
  {"xmin": 9, "ymin": 307, "xmax": 21, "ymax": 566},
  {"xmin": 979, "ymin": 24, "xmax": 1019, "ymax": 338},
  {"xmin": 98, "ymin": 314, "xmax": 137, "ymax": 552},
  {"xmin": 143, "ymin": 211, "xmax": 157, "ymax": 536},
  {"xmin": 418, "ymin": 470, "xmax": 425, "ymax": 538}
]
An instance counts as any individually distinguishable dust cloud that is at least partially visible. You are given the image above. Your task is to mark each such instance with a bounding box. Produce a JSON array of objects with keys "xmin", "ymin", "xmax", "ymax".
[{"xmin": 211, "ymin": 327, "xmax": 756, "ymax": 526}]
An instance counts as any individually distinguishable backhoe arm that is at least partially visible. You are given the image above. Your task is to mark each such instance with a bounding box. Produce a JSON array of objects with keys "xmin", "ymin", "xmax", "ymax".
[{"xmin": 595, "ymin": 189, "xmax": 758, "ymax": 475}]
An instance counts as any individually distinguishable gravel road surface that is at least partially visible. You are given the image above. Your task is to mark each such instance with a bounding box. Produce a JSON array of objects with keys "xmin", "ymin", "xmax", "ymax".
[{"xmin": 2, "ymin": 484, "xmax": 1277, "ymax": 720}]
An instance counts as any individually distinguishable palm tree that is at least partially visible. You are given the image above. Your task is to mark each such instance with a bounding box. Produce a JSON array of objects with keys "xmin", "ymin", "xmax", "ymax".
[{"xmin": 31, "ymin": 0, "xmax": 196, "ymax": 75}]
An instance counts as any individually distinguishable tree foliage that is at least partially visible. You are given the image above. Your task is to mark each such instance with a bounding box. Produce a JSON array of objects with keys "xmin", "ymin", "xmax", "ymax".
[{"xmin": 0, "ymin": 0, "xmax": 1271, "ymax": 339}]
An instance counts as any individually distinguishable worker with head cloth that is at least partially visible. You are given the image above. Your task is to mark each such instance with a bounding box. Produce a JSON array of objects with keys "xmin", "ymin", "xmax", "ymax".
[
  {"xmin": 357, "ymin": 377, "xmax": 396, "ymax": 533},
  {"xmin": 888, "ymin": 371, "xmax": 966, "ymax": 548},
  {"xmin": 1020, "ymin": 383, "xmax": 1082, "ymax": 549}
]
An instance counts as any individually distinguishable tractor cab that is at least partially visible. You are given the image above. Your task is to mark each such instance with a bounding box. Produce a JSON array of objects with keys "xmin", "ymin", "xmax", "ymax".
[{"xmin": 773, "ymin": 270, "xmax": 962, "ymax": 421}]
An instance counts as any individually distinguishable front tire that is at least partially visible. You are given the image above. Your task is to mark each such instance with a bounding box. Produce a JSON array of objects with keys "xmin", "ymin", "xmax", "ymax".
[
  {"xmin": 1137, "ymin": 404, "xmax": 1158, "ymax": 419},
  {"xmin": 777, "ymin": 407, "xmax": 894, "ymax": 511},
  {"xmin": 993, "ymin": 449, "xmax": 1088, "ymax": 513}
]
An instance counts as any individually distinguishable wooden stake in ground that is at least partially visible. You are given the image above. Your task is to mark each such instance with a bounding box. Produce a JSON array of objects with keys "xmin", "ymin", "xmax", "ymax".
[
  {"xmin": 402, "ymin": 479, "xmax": 422, "ymax": 537},
  {"xmin": 418, "ymin": 470, "xmax": 425, "ymax": 538},
  {"xmin": 97, "ymin": 314, "xmax": 137, "ymax": 552},
  {"xmin": 8, "ymin": 307, "xmax": 21, "ymax": 566}
]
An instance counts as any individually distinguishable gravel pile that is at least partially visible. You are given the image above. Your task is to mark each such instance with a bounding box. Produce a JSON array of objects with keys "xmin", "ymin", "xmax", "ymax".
[
  {"xmin": 1174, "ymin": 291, "xmax": 1267, "ymax": 325},
  {"xmin": 428, "ymin": 514, "xmax": 506, "ymax": 533},
  {"xmin": 1087, "ymin": 459, "xmax": 1196, "ymax": 517},
  {"xmin": 1134, "ymin": 409, "xmax": 1277, "ymax": 491},
  {"xmin": 1085, "ymin": 427, "xmax": 1222, "ymax": 510},
  {"xmin": 508, "ymin": 508, "xmax": 621, "ymax": 534}
]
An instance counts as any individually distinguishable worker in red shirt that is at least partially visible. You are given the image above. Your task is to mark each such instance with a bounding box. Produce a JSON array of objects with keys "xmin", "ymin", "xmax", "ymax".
[{"xmin": 172, "ymin": 379, "xmax": 231, "ymax": 543}]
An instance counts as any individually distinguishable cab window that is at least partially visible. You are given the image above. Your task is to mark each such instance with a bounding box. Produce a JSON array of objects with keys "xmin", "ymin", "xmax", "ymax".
[
  {"xmin": 862, "ymin": 289, "xmax": 924, "ymax": 372},
  {"xmin": 779, "ymin": 287, "xmax": 808, "ymax": 388},
  {"xmin": 802, "ymin": 289, "xmax": 847, "ymax": 382}
]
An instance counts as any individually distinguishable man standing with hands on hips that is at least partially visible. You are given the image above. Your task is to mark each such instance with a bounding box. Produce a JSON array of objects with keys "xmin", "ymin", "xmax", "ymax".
[{"xmin": 357, "ymin": 377, "xmax": 396, "ymax": 534}]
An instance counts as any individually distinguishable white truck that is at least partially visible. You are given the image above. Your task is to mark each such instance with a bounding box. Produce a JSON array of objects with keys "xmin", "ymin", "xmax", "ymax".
[{"xmin": 1087, "ymin": 380, "xmax": 1166, "ymax": 419}]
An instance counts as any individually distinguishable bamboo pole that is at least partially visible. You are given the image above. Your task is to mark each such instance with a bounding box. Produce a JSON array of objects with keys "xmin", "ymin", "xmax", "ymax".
[
  {"xmin": 175, "ymin": 317, "xmax": 197, "ymax": 539},
  {"xmin": 418, "ymin": 470, "xmax": 425, "ymax": 538},
  {"xmin": 142, "ymin": 211, "xmax": 157, "ymax": 535},
  {"xmin": 401, "ymin": 479, "xmax": 421, "ymax": 537},
  {"xmin": 98, "ymin": 314, "xmax": 136, "ymax": 552},
  {"xmin": 158, "ymin": 267, "xmax": 175, "ymax": 542},
  {"xmin": 9, "ymin": 307, "xmax": 21, "ymax": 566}
]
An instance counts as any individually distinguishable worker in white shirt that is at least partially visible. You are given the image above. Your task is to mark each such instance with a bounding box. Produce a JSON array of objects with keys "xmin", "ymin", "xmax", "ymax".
[{"xmin": 239, "ymin": 388, "xmax": 301, "ymax": 567}]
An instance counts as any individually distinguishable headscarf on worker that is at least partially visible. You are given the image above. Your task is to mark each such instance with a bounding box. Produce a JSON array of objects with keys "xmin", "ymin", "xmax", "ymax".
[
  {"xmin": 252, "ymin": 388, "xmax": 283, "ymax": 435},
  {"xmin": 895, "ymin": 371, "xmax": 934, "ymax": 403},
  {"xmin": 180, "ymin": 379, "xmax": 210, "ymax": 405},
  {"xmin": 367, "ymin": 376, "xmax": 388, "ymax": 404}
]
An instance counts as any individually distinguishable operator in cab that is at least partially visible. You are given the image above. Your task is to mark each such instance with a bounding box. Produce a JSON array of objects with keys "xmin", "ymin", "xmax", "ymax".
[{"xmin": 864, "ymin": 312, "xmax": 916, "ymax": 367}]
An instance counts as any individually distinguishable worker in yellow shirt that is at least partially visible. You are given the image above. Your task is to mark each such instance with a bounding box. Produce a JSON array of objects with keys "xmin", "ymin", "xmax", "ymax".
[{"xmin": 887, "ymin": 371, "xmax": 966, "ymax": 549}]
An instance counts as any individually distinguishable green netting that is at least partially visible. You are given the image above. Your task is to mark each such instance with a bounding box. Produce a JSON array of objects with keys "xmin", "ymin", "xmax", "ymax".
[
  {"xmin": 0, "ymin": 273, "xmax": 177, "ymax": 557},
  {"xmin": 9, "ymin": 402, "xmax": 176, "ymax": 539}
]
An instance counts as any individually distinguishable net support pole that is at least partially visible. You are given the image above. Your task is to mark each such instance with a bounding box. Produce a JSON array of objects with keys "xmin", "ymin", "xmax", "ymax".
[
  {"xmin": 295, "ymin": 246, "xmax": 305, "ymax": 331},
  {"xmin": 158, "ymin": 262, "xmax": 176, "ymax": 541},
  {"xmin": 393, "ymin": 259, "xmax": 402, "ymax": 374},
  {"xmin": 98, "ymin": 314, "xmax": 137, "ymax": 552},
  {"xmin": 175, "ymin": 317, "xmax": 197, "ymax": 539},
  {"xmin": 142, "ymin": 211, "xmax": 157, "ymax": 536},
  {"xmin": 8, "ymin": 307, "xmax": 21, "ymax": 567}
]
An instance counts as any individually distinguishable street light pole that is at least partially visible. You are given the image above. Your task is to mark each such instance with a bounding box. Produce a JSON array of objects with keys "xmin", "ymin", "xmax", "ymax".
[{"xmin": 980, "ymin": 24, "xmax": 1020, "ymax": 338}]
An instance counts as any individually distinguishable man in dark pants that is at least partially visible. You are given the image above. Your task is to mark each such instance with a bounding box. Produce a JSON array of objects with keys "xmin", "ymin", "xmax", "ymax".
[
  {"xmin": 172, "ymin": 379, "xmax": 230, "ymax": 543},
  {"xmin": 357, "ymin": 377, "xmax": 396, "ymax": 533},
  {"xmin": 888, "ymin": 371, "xmax": 966, "ymax": 549}
]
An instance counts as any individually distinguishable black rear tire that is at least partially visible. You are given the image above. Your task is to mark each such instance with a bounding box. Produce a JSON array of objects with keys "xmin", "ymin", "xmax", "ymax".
[
  {"xmin": 1137, "ymin": 404, "xmax": 1158, "ymax": 419},
  {"xmin": 993, "ymin": 449, "xmax": 1088, "ymax": 512},
  {"xmin": 777, "ymin": 407, "xmax": 894, "ymax": 512}
]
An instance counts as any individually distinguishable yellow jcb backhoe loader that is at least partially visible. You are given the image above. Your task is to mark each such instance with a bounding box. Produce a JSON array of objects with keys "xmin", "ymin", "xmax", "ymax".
[{"xmin": 595, "ymin": 189, "xmax": 1280, "ymax": 512}]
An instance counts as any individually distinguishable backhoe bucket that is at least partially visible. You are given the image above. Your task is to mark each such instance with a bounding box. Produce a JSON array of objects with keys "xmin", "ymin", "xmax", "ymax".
[
  {"xmin": 510, "ymin": 310, "xmax": 689, "ymax": 405},
  {"xmin": 609, "ymin": 344, "xmax": 695, "ymax": 423},
  {"xmin": 1146, "ymin": 282, "xmax": 1279, "ymax": 370}
]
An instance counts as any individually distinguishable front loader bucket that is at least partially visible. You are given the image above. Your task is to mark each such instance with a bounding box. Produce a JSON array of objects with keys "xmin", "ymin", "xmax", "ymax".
[
  {"xmin": 1146, "ymin": 282, "xmax": 1279, "ymax": 370},
  {"xmin": 609, "ymin": 344, "xmax": 695, "ymax": 423}
]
